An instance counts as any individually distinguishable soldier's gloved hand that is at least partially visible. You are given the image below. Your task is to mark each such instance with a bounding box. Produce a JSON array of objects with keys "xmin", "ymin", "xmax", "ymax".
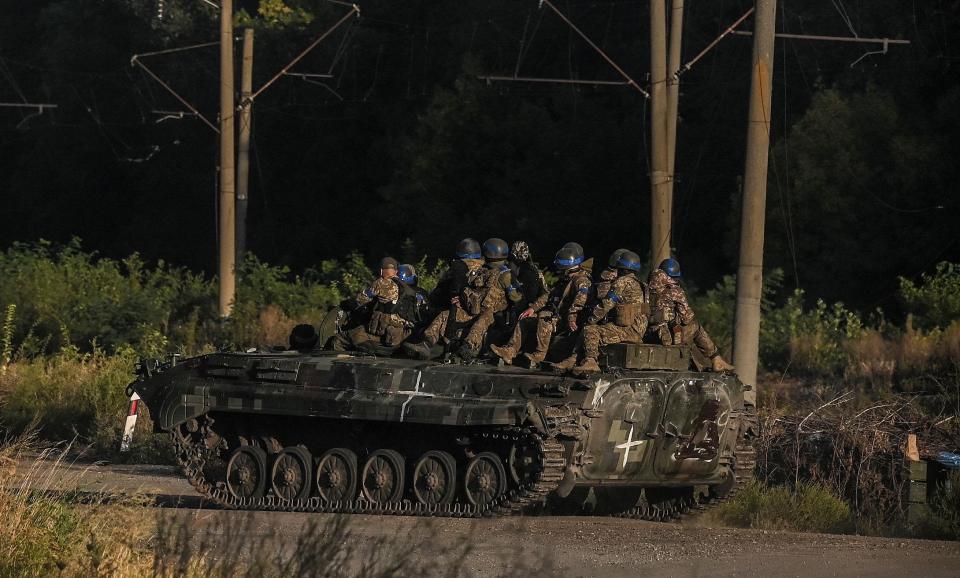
[{"xmin": 519, "ymin": 308, "xmax": 535, "ymax": 320}]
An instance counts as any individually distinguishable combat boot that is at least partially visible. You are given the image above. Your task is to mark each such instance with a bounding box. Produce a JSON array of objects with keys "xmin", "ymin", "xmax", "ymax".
[
  {"xmin": 573, "ymin": 357, "xmax": 601, "ymax": 376},
  {"xmin": 520, "ymin": 352, "xmax": 544, "ymax": 369},
  {"xmin": 457, "ymin": 342, "xmax": 480, "ymax": 362},
  {"xmin": 402, "ymin": 341, "xmax": 434, "ymax": 360},
  {"xmin": 489, "ymin": 344, "xmax": 517, "ymax": 364},
  {"xmin": 711, "ymin": 355, "xmax": 735, "ymax": 372},
  {"xmin": 549, "ymin": 354, "xmax": 578, "ymax": 374}
]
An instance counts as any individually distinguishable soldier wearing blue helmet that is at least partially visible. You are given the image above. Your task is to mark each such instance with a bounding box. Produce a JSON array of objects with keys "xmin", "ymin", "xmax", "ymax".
[
  {"xmin": 458, "ymin": 238, "xmax": 523, "ymax": 360},
  {"xmin": 648, "ymin": 258, "xmax": 734, "ymax": 372},
  {"xmin": 553, "ymin": 250, "xmax": 649, "ymax": 374}
]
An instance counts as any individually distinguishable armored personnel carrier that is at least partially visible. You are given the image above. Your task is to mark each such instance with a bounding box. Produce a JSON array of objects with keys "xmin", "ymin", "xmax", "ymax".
[{"xmin": 129, "ymin": 342, "xmax": 756, "ymax": 520}]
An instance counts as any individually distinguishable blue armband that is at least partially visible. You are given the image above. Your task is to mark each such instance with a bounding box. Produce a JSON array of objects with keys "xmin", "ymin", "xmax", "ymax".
[
  {"xmin": 577, "ymin": 286, "xmax": 589, "ymax": 294},
  {"xmin": 364, "ymin": 287, "xmax": 376, "ymax": 298},
  {"xmin": 606, "ymin": 291, "xmax": 622, "ymax": 303}
]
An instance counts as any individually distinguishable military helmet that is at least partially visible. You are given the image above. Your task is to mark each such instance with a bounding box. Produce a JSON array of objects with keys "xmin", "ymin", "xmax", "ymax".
[
  {"xmin": 616, "ymin": 250, "xmax": 643, "ymax": 272},
  {"xmin": 379, "ymin": 256, "xmax": 399, "ymax": 270},
  {"xmin": 554, "ymin": 247, "xmax": 584, "ymax": 270},
  {"xmin": 398, "ymin": 264, "xmax": 417, "ymax": 285},
  {"xmin": 659, "ymin": 258, "xmax": 681, "ymax": 278},
  {"xmin": 510, "ymin": 240, "xmax": 531, "ymax": 263},
  {"xmin": 288, "ymin": 323, "xmax": 319, "ymax": 351},
  {"xmin": 456, "ymin": 238, "xmax": 482, "ymax": 259},
  {"xmin": 608, "ymin": 248, "xmax": 630, "ymax": 269},
  {"xmin": 482, "ymin": 238, "xmax": 509, "ymax": 260},
  {"xmin": 562, "ymin": 242, "xmax": 584, "ymax": 262}
]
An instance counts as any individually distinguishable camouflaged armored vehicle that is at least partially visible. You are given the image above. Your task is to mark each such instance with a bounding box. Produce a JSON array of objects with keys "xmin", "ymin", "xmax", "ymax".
[{"xmin": 129, "ymin": 342, "xmax": 757, "ymax": 519}]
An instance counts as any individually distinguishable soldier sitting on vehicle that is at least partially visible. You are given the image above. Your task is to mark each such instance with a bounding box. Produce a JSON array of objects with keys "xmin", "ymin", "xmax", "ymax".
[
  {"xmin": 553, "ymin": 250, "xmax": 649, "ymax": 375},
  {"xmin": 506, "ymin": 240, "xmax": 549, "ymax": 326},
  {"xmin": 403, "ymin": 238, "xmax": 484, "ymax": 360},
  {"xmin": 382, "ymin": 264, "xmax": 433, "ymax": 347},
  {"xmin": 456, "ymin": 238, "xmax": 523, "ymax": 361},
  {"xmin": 332, "ymin": 257, "xmax": 403, "ymax": 352},
  {"xmin": 648, "ymin": 258, "xmax": 734, "ymax": 372},
  {"xmin": 593, "ymin": 248, "xmax": 629, "ymax": 309},
  {"xmin": 491, "ymin": 244, "xmax": 592, "ymax": 368}
]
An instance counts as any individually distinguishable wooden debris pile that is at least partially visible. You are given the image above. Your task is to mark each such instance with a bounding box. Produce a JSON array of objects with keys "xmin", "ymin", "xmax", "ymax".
[{"xmin": 756, "ymin": 393, "xmax": 960, "ymax": 524}]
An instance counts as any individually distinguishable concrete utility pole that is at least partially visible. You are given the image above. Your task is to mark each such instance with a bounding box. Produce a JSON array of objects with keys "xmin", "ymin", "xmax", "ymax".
[
  {"xmin": 665, "ymin": 0, "xmax": 684, "ymax": 204},
  {"xmin": 733, "ymin": 0, "xmax": 777, "ymax": 401},
  {"xmin": 649, "ymin": 0, "xmax": 671, "ymax": 267},
  {"xmin": 236, "ymin": 28, "xmax": 254, "ymax": 269},
  {"xmin": 218, "ymin": 0, "xmax": 236, "ymax": 318}
]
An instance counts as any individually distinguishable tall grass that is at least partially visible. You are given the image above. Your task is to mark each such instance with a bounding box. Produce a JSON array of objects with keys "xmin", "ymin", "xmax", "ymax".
[
  {"xmin": 0, "ymin": 436, "xmax": 151, "ymax": 577},
  {"xmin": 0, "ymin": 436, "xmax": 553, "ymax": 577}
]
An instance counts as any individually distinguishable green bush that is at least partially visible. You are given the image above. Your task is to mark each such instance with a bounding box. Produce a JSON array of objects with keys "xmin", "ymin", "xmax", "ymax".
[
  {"xmin": 0, "ymin": 239, "xmax": 211, "ymax": 355},
  {"xmin": 899, "ymin": 262, "xmax": 960, "ymax": 330},
  {"xmin": 0, "ymin": 240, "xmax": 449, "ymax": 355},
  {"xmin": 711, "ymin": 481, "xmax": 852, "ymax": 534}
]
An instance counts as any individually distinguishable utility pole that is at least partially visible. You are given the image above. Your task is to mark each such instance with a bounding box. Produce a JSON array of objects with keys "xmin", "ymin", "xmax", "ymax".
[
  {"xmin": 218, "ymin": 0, "xmax": 236, "ymax": 318},
  {"xmin": 733, "ymin": 0, "xmax": 777, "ymax": 401},
  {"xmin": 665, "ymin": 0, "xmax": 684, "ymax": 204},
  {"xmin": 236, "ymin": 27, "xmax": 254, "ymax": 268},
  {"xmin": 649, "ymin": 0, "xmax": 671, "ymax": 267}
]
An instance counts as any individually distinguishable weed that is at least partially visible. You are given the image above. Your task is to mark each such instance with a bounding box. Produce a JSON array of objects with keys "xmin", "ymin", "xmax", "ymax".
[{"xmin": 710, "ymin": 481, "xmax": 852, "ymax": 534}]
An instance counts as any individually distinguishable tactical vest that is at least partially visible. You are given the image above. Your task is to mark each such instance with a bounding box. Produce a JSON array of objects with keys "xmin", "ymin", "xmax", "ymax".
[
  {"xmin": 464, "ymin": 263, "xmax": 512, "ymax": 315},
  {"xmin": 610, "ymin": 276, "xmax": 649, "ymax": 329},
  {"xmin": 548, "ymin": 270, "xmax": 591, "ymax": 316},
  {"xmin": 393, "ymin": 279, "xmax": 421, "ymax": 323}
]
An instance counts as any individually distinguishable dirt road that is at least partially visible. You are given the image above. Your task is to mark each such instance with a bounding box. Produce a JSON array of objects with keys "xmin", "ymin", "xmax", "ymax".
[{"xmin": 23, "ymin": 457, "xmax": 960, "ymax": 577}]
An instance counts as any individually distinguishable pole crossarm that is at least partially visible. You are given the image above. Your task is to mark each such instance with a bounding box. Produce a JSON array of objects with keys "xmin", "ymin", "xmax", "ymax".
[
  {"xmin": 730, "ymin": 30, "xmax": 910, "ymax": 44},
  {"xmin": 247, "ymin": 4, "xmax": 360, "ymax": 104},
  {"xmin": 476, "ymin": 75, "xmax": 631, "ymax": 87},
  {"xmin": 676, "ymin": 7, "xmax": 755, "ymax": 79},
  {"xmin": 131, "ymin": 41, "xmax": 220, "ymax": 60},
  {"xmin": 130, "ymin": 54, "xmax": 219, "ymax": 133},
  {"xmin": 538, "ymin": 0, "xmax": 650, "ymax": 99},
  {"xmin": 0, "ymin": 102, "xmax": 57, "ymax": 110}
]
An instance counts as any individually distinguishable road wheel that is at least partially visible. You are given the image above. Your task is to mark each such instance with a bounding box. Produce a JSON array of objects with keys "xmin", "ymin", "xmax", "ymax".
[
  {"xmin": 412, "ymin": 451, "xmax": 457, "ymax": 505},
  {"xmin": 270, "ymin": 446, "xmax": 312, "ymax": 501},
  {"xmin": 226, "ymin": 445, "xmax": 267, "ymax": 500},
  {"xmin": 316, "ymin": 448, "xmax": 358, "ymax": 502},
  {"xmin": 360, "ymin": 449, "xmax": 405, "ymax": 503},
  {"xmin": 463, "ymin": 452, "xmax": 506, "ymax": 508}
]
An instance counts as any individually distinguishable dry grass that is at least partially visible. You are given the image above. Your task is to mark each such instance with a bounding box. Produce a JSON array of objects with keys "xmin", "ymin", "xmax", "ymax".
[
  {"xmin": 0, "ymin": 435, "xmax": 554, "ymax": 577},
  {"xmin": 0, "ymin": 434, "xmax": 153, "ymax": 577}
]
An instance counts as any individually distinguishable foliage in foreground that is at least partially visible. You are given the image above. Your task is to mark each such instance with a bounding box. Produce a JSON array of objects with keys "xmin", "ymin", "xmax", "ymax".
[
  {"xmin": 0, "ymin": 437, "xmax": 554, "ymax": 577},
  {"xmin": 709, "ymin": 481, "xmax": 852, "ymax": 534}
]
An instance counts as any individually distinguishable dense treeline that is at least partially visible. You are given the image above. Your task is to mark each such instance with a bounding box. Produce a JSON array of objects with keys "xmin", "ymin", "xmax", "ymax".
[{"xmin": 0, "ymin": 0, "xmax": 957, "ymax": 313}]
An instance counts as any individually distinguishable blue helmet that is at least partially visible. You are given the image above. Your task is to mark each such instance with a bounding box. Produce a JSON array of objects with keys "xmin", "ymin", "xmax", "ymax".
[
  {"xmin": 482, "ymin": 238, "xmax": 509, "ymax": 260},
  {"xmin": 659, "ymin": 258, "xmax": 681, "ymax": 278},
  {"xmin": 553, "ymin": 247, "xmax": 584, "ymax": 270},
  {"xmin": 398, "ymin": 264, "xmax": 417, "ymax": 285},
  {"xmin": 616, "ymin": 250, "xmax": 643, "ymax": 272},
  {"xmin": 456, "ymin": 238, "xmax": 482, "ymax": 259}
]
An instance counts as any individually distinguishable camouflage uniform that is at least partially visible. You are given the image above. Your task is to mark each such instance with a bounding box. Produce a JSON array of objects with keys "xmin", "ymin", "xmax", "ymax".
[
  {"xmin": 591, "ymin": 267, "xmax": 619, "ymax": 322},
  {"xmin": 492, "ymin": 267, "xmax": 591, "ymax": 364},
  {"xmin": 579, "ymin": 272, "xmax": 648, "ymax": 361},
  {"xmin": 647, "ymin": 269, "xmax": 719, "ymax": 358},
  {"xmin": 334, "ymin": 277, "xmax": 401, "ymax": 350},
  {"xmin": 461, "ymin": 260, "xmax": 522, "ymax": 351},
  {"xmin": 421, "ymin": 258, "xmax": 484, "ymax": 346}
]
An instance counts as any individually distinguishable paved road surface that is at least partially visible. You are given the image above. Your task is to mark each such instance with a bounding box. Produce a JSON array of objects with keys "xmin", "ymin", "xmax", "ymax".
[{"xmin": 18, "ymin": 457, "xmax": 960, "ymax": 577}]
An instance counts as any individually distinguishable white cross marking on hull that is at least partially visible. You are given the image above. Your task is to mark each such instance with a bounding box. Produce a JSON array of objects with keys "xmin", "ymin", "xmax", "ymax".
[{"xmin": 615, "ymin": 424, "xmax": 645, "ymax": 469}]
